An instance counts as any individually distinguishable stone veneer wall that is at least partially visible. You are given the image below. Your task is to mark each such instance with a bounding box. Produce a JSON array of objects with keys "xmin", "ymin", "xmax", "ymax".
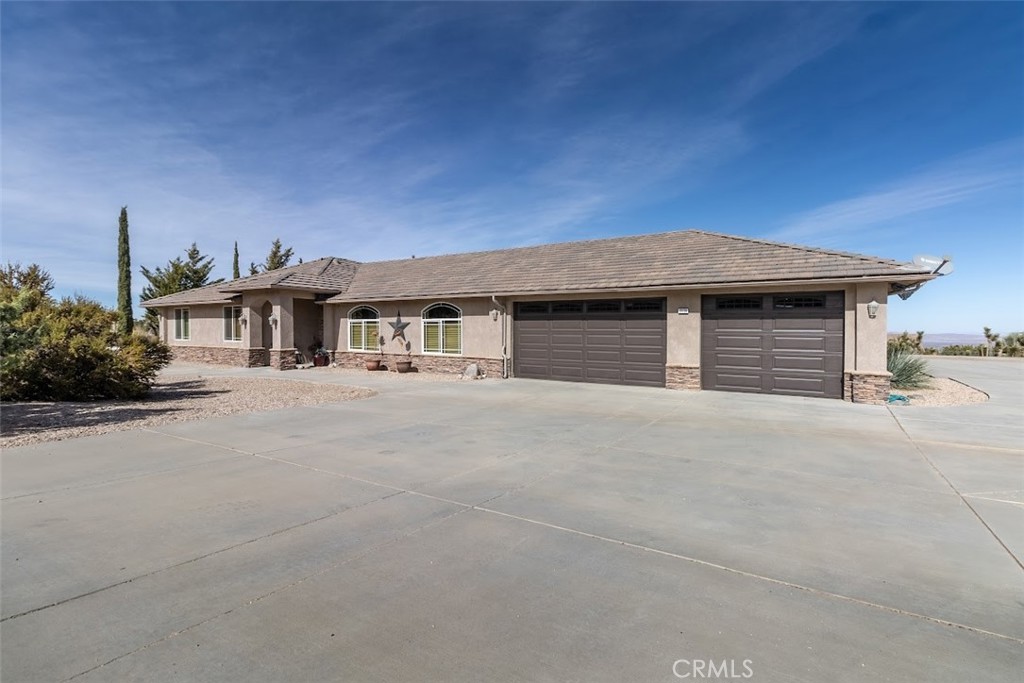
[
  {"xmin": 843, "ymin": 371, "xmax": 891, "ymax": 404},
  {"xmin": 333, "ymin": 351, "xmax": 504, "ymax": 378},
  {"xmin": 270, "ymin": 348, "xmax": 297, "ymax": 371},
  {"xmin": 665, "ymin": 365, "xmax": 701, "ymax": 391},
  {"xmin": 171, "ymin": 346, "xmax": 270, "ymax": 368},
  {"xmin": 172, "ymin": 346, "xmax": 244, "ymax": 367}
]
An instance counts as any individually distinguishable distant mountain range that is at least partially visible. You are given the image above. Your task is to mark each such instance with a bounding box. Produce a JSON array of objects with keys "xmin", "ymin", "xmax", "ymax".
[{"xmin": 888, "ymin": 333, "xmax": 987, "ymax": 349}]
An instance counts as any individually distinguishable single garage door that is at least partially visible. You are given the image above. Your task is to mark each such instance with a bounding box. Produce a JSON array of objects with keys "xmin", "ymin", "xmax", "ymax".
[
  {"xmin": 514, "ymin": 298, "xmax": 667, "ymax": 387},
  {"xmin": 701, "ymin": 292, "xmax": 844, "ymax": 398}
]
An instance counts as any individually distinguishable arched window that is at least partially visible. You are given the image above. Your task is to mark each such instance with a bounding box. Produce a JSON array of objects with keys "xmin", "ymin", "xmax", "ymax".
[
  {"xmin": 348, "ymin": 306, "xmax": 380, "ymax": 352},
  {"xmin": 422, "ymin": 303, "xmax": 462, "ymax": 355}
]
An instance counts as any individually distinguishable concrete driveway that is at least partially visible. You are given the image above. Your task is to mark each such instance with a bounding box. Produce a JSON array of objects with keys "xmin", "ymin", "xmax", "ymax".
[{"xmin": 2, "ymin": 358, "xmax": 1021, "ymax": 682}]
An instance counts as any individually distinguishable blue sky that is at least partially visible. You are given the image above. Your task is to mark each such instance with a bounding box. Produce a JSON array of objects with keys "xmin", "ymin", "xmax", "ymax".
[{"xmin": 2, "ymin": 2, "xmax": 1021, "ymax": 334}]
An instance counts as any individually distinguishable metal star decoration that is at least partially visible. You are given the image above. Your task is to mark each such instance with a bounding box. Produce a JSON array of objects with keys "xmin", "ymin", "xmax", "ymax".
[{"xmin": 389, "ymin": 311, "xmax": 410, "ymax": 342}]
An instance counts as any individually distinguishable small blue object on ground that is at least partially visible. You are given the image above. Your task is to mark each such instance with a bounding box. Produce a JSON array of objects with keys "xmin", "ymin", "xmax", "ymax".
[{"xmin": 887, "ymin": 393, "xmax": 910, "ymax": 405}]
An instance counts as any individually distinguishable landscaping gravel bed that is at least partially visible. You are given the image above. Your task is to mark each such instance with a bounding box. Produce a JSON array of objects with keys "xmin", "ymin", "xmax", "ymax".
[
  {"xmin": 0, "ymin": 376, "xmax": 375, "ymax": 449},
  {"xmin": 892, "ymin": 376, "xmax": 989, "ymax": 407}
]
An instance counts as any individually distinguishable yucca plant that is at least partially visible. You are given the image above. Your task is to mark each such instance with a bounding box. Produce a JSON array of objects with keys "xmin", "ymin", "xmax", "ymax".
[{"xmin": 887, "ymin": 347, "xmax": 931, "ymax": 389}]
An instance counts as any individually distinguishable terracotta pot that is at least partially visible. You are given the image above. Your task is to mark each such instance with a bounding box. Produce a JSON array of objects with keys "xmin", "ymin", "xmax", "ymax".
[
  {"xmin": 313, "ymin": 355, "xmax": 330, "ymax": 367},
  {"xmin": 395, "ymin": 360, "xmax": 413, "ymax": 373},
  {"xmin": 365, "ymin": 359, "xmax": 382, "ymax": 371}
]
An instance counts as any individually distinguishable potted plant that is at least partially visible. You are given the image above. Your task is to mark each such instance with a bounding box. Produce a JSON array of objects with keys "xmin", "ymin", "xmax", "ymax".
[
  {"xmin": 365, "ymin": 335, "xmax": 386, "ymax": 371},
  {"xmin": 312, "ymin": 346, "xmax": 331, "ymax": 367},
  {"xmin": 395, "ymin": 340, "xmax": 414, "ymax": 373}
]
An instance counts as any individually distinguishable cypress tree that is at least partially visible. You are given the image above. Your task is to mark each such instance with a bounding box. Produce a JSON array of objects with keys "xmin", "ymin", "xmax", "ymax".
[
  {"xmin": 117, "ymin": 206, "xmax": 133, "ymax": 335},
  {"xmin": 232, "ymin": 241, "xmax": 240, "ymax": 279}
]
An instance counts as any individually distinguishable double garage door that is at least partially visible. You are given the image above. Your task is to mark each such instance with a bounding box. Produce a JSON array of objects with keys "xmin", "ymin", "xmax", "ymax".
[
  {"xmin": 512, "ymin": 292, "xmax": 844, "ymax": 398},
  {"xmin": 513, "ymin": 298, "xmax": 667, "ymax": 387},
  {"xmin": 701, "ymin": 292, "xmax": 845, "ymax": 399}
]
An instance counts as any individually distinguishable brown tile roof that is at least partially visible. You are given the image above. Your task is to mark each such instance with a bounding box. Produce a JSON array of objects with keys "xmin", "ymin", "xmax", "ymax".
[
  {"xmin": 326, "ymin": 230, "xmax": 933, "ymax": 302},
  {"xmin": 142, "ymin": 257, "xmax": 359, "ymax": 307},
  {"xmin": 222, "ymin": 257, "xmax": 359, "ymax": 292},
  {"xmin": 144, "ymin": 231, "xmax": 934, "ymax": 308}
]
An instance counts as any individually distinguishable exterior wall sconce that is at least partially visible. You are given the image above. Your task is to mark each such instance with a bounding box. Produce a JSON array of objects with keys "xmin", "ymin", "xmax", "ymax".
[
  {"xmin": 866, "ymin": 299, "xmax": 880, "ymax": 319},
  {"xmin": 240, "ymin": 315, "xmax": 248, "ymax": 327},
  {"xmin": 490, "ymin": 309, "xmax": 499, "ymax": 321},
  {"xmin": 269, "ymin": 314, "xmax": 278, "ymax": 327}
]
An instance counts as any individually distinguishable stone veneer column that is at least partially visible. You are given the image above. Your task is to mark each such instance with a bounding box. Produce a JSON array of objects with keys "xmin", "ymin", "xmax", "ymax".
[
  {"xmin": 665, "ymin": 365, "xmax": 700, "ymax": 390},
  {"xmin": 246, "ymin": 348, "xmax": 268, "ymax": 367},
  {"xmin": 270, "ymin": 348, "xmax": 297, "ymax": 371},
  {"xmin": 843, "ymin": 371, "xmax": 891, "ymax": 404}
]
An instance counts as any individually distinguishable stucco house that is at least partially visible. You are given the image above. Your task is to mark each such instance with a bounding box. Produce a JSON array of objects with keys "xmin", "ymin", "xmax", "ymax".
[{"xmin": 142, "ymin": 230, "xmax": 936, "ymax": 403}]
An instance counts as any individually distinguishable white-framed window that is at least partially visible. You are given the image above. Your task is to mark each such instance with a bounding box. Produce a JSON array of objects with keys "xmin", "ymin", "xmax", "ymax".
[
  {"xmin": 223, "ymin": 306, "xmax": 243, "ymax": 342},
  {"xmin": 174, "ymin": 308, "xmax": 190, "ymax": 341},
  {"xmin": 348, "ymin": 306, "xmax": 380, "ymax": 351},
  {"xmin": 422, "ymin": 303, "xmax": 461, "ymax": 355}
]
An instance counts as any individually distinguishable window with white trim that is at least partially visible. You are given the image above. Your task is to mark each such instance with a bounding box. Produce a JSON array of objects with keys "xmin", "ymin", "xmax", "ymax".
[
  {"xmin": 422, "ymin": 303, "xmax": 461, "ymax": 355},
  {"xmin": 174, "ymin": 308, "xmax": 190, "ymax": 341},
  {"xmin": 348, "ymin": 306, "xmax": 380, "ymax": 351},
  {"xmin": 223, "ymin": 306, "xmax": 243, "ymax": 341}
]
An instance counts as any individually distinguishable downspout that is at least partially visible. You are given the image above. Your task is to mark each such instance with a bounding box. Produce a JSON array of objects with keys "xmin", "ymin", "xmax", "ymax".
[{"xmin": 491, "ymin": 295, "xmax": 509, "ymax": 378}]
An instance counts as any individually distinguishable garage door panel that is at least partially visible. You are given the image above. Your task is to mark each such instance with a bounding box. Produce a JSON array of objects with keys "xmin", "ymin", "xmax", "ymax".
[
  {"xmin": 772, "ymin": 355, "xmax": 829, "ymax": 372},
  {"xmin": 586, "ymin": 334, "xmax": 625, "ymax": 347},
  {"xmin": 550, "ymin": 365, "xmax": 585, "ymax": 380},
  {"xmin": 712, "ymin": 334, "xmax": 764, "ymax": 350},
  {"xmin": 702, "ymin": 291, "xmax": 844, "ymax": 399},
  {"xmin": 517, "ymin": 349, "xmax": 550, "ymax": 362},
  {"xmin": 773, "ymin": 317, "xmax": 830, "ymax": 331},
  {"xmin": 514, "ymin": 299, "xmax": 666, "ymax": 387},
  {"xmin": 551, "ymin": 335, "xmax": 585, "ymax": 347},
  {"xmin": 623, "ymin": 368, "xmax": 668, "ymax": 386},
  {"xmin": 550, "ymin": 349, "xmax": 584, "ymax": 362},
  {"xmin": 584, "ymin": 319, "xmax": 622, "ymax": 331},
  {"xmin": 713, "ymin": 373, "xmax": 763, "ymax": 390},
  {"xmin": 713, "ymin": 352, "xmax": 763, "ymax": 369},
  {"xmin": 713, "ymin": 318, "xmax": 764, "ymax": 331},
  {"xmin": 773, "ymin": 336, "xmax": 828, "ymax": 351},
  {"xmin": 770, "ymin": 376, "xmax": 828, "ymax": 395},
  {"xmin": 624, "ymin": 350, "xmax": 664, "ymax": 364},
  {"xmin": 586, "ymin": 350, "xmax": 623, "ymax": 363}
]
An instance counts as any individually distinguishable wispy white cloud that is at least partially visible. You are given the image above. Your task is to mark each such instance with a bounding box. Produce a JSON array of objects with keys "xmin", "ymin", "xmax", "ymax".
[
  {"xmin": 1, "ymin": 4, "xmax": 762, "ymax": 305},
  {"xmin": 768, "ymin": 139, "xmax": 1023, "ymax": 245}
]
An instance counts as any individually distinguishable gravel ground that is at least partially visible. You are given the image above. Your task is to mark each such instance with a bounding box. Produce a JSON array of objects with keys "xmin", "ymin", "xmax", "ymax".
[
  {"xmin": 0, "ymin": 376, "xmax": 375, "ymax": 449},
  {"xmin": 890, "ymin": 376, "xmax": 989, "ymax": 407}
]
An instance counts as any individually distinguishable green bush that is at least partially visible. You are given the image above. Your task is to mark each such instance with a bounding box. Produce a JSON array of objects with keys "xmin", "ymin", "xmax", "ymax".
[
  {"xmin": 1, "ymin": 272, "xmax": 172, "ymax": 402},
  {"xmin": 887, "ymin": 347, "xmax": 931, "ymax": 389}
]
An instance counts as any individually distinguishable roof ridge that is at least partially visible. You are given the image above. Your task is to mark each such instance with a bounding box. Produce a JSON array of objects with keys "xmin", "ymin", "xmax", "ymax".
[{"xmin": 690, "ymin": 229, "xmax": 917, "ymax": 268}]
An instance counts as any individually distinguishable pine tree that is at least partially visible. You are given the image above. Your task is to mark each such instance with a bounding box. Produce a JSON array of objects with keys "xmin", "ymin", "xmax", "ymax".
[
  {"xmin": 140, "ymin": 243, "xmax": 223, "ymax": 334},
  {"xmin": 232, "ymin": 242, "xmax": 240, "ymax": 279},
  {"xmin": 117, "ymin": 206, "xmax": 133, "ymax": 335},
  {"xmin": 0, "ymin": 263, "xmax": 55, "ymax": 298},
  {"xmin": 249, "ymin": 238, "xmax": 295, "ymax": 275}
]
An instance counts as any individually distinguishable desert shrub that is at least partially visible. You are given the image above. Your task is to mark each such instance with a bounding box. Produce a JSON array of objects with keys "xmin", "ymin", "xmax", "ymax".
[
  {"xmin": 1000, "ymin": 332, "xmax": 1024, "ymax": 357},
  {"xmin": 887, "ymin": 347, "xmax": 931, "ymax": 389},
  {"xmin": 1, "ymin": 273, "xmax": 172, "ymax": 402},
  {"xmin": 939, "ymin": 344, "xmax": 985, "ymax": 356}
]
